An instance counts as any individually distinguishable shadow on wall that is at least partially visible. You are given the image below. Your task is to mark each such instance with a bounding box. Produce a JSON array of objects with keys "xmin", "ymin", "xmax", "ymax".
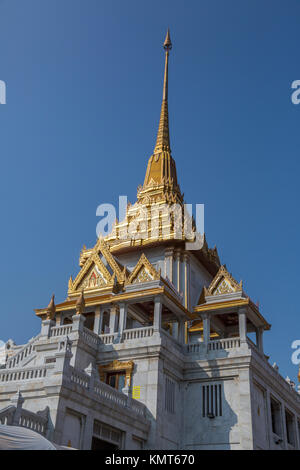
[{"xmin": 183, "ymin": 349, "xmax": 238, "ymax": 450}]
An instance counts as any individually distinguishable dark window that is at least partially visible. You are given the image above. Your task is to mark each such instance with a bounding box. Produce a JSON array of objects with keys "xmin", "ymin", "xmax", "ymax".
[
  {"xmin": 270, "ymin": 397, "xmax": 282, "ymax": 436},
  {"xmin": 285, "ymin": 409, "xmax": 295, "ymax": 446},
  {"xmin": 83, "ymin": 312, "xmax": 95, "ymax": 331},
  {"xmin": 106, "ymin": 372, "xmax": 126, "ymax": 392},
  {"xmin": 91, "ymin": 437, "xmax": 118, "ymax": 450}
]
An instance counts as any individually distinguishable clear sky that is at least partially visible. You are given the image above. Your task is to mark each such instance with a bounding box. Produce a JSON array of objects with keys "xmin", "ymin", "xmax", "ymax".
[{"xmin": 0, "ymin": 0, "xmax": 299, "ymax": 382}]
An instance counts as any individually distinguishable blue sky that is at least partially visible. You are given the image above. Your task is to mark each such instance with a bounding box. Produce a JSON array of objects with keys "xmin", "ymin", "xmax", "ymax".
[{"xmin": 0, "ymin": 0, "xmax": 300, "ymax": 382}]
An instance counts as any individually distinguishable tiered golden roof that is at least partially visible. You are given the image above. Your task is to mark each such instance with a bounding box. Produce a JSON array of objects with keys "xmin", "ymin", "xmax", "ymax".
[{"xmin": 35, "ymin": 30, "xmax": 221, "ymax": 317}]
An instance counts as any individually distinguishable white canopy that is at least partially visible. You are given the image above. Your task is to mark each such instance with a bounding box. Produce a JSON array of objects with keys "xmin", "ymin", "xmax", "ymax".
[{"xmin": 0, "ymin": 425, "xmax": 56, "ymax": 450}]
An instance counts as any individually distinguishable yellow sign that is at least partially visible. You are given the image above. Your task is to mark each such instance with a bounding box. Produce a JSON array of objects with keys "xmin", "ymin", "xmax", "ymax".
[{"xmin": 132, "ymin": 386, "xmax": 140, "ymax": 399}]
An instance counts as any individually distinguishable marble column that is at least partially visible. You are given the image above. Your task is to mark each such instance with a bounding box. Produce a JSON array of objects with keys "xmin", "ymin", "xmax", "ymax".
[
  {"xmin": 164, "ymin": 247, "xmax": 174, "ymax": 282},
  {"xmin": 202, "ymin": 313, "xmax": 210, "ymax": 346},
  {"xmin": 109, "ymin": 305, "xmax": 118, "ymax": 333},
  {"xmin": 183, "ymin": 252, "xmax": 190, "ymax": 310},
  {"xmin": 153, "ymin": 296, "xmax": 162, "ymax": 332},
  {"xmin": 256, "ymin": 326, "xmax": 264, "ymax": 354},
  {"xmin": 175, "ymin": 249, "xmax": 181, "ymax": 292},
  {"xmin": 118, "ymin": 302, "xmax": 128, "ymax": 338},
  {"xmin": 93, "ymin": 305, "xmax": 104, "ymax": 335},
  {"xmin": 238, "ymin": 307, "xmax": 247, "ymax": 346}
]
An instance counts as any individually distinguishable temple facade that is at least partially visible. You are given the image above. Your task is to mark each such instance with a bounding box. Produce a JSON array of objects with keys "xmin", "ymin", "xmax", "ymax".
[{"xmin": 0, "ymin": 31, "xmax": 300, "ymax": 450}]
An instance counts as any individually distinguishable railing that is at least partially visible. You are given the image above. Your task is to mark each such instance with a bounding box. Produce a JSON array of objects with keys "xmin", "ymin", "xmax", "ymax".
[
  {"xmin": 0, "ymin": 406, "xmax": 15, "ymax": 425},
  {"xmin": 99, "ymin": 332, "xmax": 119, "ymax": 345},
  {"xmin": 0, "ymin": 365, "xmax": 53, "ymax": 383},
  {"xmin": 123, "ymin": 326, "xmax": 154, "ymax": 341},
  {"xmin": 70, "ymin": 368, "xmax": 90, "ymax": 389},
  {"xmin": 208, "ymin": 337, "xmax": 241, "ymax": 351},
  {"xmin": 160, "ymin": 328, "xmax": 183, "ymax": 352},
  {"xmin": 93, "ymin": 379, "xmax": 128, "ymax": 408},
  {"xmin": 186, "ymin": 343, "xmax": 202, "ymax": 354},
  {"xmin": 81, "ymin": 327, "xmax": 100, "ymax": 348},
  {"xmin": 246, "ymin": 337, "xmax": 259, "ymax": 352},
  {"xmin": 18, "ymin": 409, "xmax": 48, "ymax": 436},
  {"xmin": 50, "ymin": 324, "xmax": 72, "ymax": 337},
  {"xmin": 0, "ymin": 405, "xmax": 48, "ymax": 435},
  {"xmin": 131, "ymin": 398, "xmax": 147, "ymax": 418},
  {"xmin": 186, "ymin": 337, "xmax": 241, "ymax": 354},
  {"xmin": 7, "ymin": 334, "xmax": 41, "ymax": 369}
]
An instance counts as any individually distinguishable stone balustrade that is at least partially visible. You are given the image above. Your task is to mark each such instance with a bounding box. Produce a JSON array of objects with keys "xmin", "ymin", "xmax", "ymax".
[
  {"xmin": 131, "ymin": 398, "xmax": 147, "ymax": 418},
  {"xmin": 93, "ymin": 379, "xmax": 128, "ymax": 408},
  {"xmin": 99, "ymin": 332, "xmax": 119, "ymax": 345},
  {"xmin": 0, "ymin": 406, "xmax": 15, "ymax": 425},
  {"xmin": 208, "ymin": 337, "xmax": 241, "ymax": 351},
  {"xmin": 17, "ymin": 408, "xmax": 48, "ymax": 436},
  {"xmin": 70, "ymin": 368, "xmax": 90, "ymax": 389},
  {"xmin": 186, "ymin": 343, "xmax": 202, "ymax": 354},
  {"xmin": 186, "ymin": 337, "xmax": 241, "ymax": 354},
  {"xmin": 81, "ymin": 327, "xmax": 100, "ymax": 349},
  {"xmin": 0, "ymin": 365, "xmax": 54, "ymax": 383},
  {"xmin": 0, "ymin": 395, "xmax": 48, "ymax": 435},
  {"xmin": 50, "ymin": 325, "xmax": 72, "ymax": 338},
  {"xmin": 68, "ymin": 366, "xmax": 148, "ymax": 419},
  {"xmin": 7, "ymin": 334, "xmax": 41, "ymax": 369},
  {"xmin": 122, "ymin": 326, "xmax": 154, "ymax": 341}
]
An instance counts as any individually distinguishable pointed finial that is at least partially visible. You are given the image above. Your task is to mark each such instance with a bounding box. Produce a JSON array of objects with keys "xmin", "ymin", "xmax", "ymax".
[
  {"xmin": 163, "ymin": 28, "xmax": 172, "ymax": 51},
  {"xmin": 153, "ymin": 29, "xmax": 172, "ymax": 153},
  {"xmin": 46, "ymin": 294, "xmax": 56, "ymax": 320},
  {"xmin": 76, "ymin": 290, "xmax": 85, "ymax": 315}
]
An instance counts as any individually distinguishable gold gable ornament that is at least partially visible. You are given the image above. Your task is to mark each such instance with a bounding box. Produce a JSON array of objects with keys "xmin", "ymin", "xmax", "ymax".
[
  {"xmin": 126, "ymin": 253, "xmax": 161, "ymax": 285},
  {"xmin": 203, "ymin": 265, "xmax": 243, "ymax": 298},
  {"xmin": 69, "ymin": 247, "xmax": 116, "ymax": 296}
]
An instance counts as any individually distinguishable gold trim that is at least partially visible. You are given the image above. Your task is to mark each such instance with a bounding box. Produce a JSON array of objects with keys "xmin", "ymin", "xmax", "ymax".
[{"xmin": 194, "ymin": 298, "xmax": 249, "ymax": 312}]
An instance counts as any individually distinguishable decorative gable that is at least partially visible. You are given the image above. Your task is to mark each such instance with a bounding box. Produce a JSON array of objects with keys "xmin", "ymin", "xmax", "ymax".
[
  {"xmin": 204, "ymin": 265, "xmax": 242, "ymax": 298},
  {"xmin": 78, "ymin": 265, "xmax": 107, "ymax": 290},
  {"xmin": 213, "ymin": 278, "xmax": 235, "ymax": 295},
  {"xmin": 68, "ymin": 239, "xmax": 126, "ymax": 296},
  {"xmin": 69, "ymin": 252, "xmax": 114, "ymax": 294},
  {"xmin": 133, "ymin": 266, "xmax": 153, "ymax": 284},
  {"xmin": 126, "ymin": 253, "xmax": 161, "ymax": 285}
]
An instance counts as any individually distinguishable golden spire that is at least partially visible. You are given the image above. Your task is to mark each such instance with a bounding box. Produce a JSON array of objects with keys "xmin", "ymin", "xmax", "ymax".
[
  {"xmin": 140, "ymin": 29, "xmax": 182, "ymax": 204},
  {"xmin": 154, "ymin": 29, "xmax": 172, "ymax": 154}
]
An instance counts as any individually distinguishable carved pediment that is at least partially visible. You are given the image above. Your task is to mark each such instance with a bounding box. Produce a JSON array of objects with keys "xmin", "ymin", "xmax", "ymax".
[
  {"xmin": 69, "ymin": 239, "xmax": 125, "ymax": 295},
  {"xmin": 204, "ymin": 265, "xmax": 242, "ymax": 298},
  {"xmin": 78, "ymin": 265, "xmax": 108, "ymax": 290},
  {"xmin": 69, "ymin": 253, "xmax": 113, "ymax": 294},
  {"xmin": 126, "ymin": 253, "xmax": 160, "ymax": 285},
  {"xmin": 133, "ymin": 266, "xmax": 153, "ymax": 283}
]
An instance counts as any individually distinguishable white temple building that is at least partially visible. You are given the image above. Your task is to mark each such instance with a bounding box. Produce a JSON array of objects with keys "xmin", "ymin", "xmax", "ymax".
[{"xmin": 0, "ymin": 31, "xmax": 299, "ymax": 450}]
